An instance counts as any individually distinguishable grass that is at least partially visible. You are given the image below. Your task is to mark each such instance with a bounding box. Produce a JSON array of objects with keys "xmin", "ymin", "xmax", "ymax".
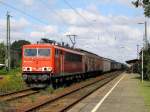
[
  {"xmin": 0, "ymin": 67, "xmax": 21, "ymax": 75},
  {"xmin": 0, "ymin": 68, "xmax": 8, "ymax": 75},
  {"xmin": 0, "ymin": 68, "xmax": 27, "ymax": 94},
  {"xmin": 40, "ymin": 86, "xmax": 54, "ymax": 95},
  {"xmin": 139, "ymin": 79, "xmax": 150, "ymax": 111},
  {"xmin": 29, "ymin": 95, "xmax": 36, "ymax": 103}
]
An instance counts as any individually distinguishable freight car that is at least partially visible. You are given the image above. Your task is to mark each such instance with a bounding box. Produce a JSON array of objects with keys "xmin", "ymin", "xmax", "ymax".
[
  {"xmin": 76, "ymin": 49, "xmax": 103, "ymax": 73},
  {"xmin": 111, "ymin": 61, "xmax": 122, "ymax": 71},
  {"xmin": 22, "ymin": 43, "xmax": 124, "ymax": 87}
]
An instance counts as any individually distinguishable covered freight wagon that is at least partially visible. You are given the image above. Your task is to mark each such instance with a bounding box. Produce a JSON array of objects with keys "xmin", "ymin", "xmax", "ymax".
[{"xmin": 103, "ymin": 58, "xmax": 111, "ymax": 72}]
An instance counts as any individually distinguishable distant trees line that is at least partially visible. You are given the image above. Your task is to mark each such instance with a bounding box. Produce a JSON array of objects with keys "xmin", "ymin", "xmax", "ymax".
[{"xmin": 0, "ymin": 40, "xmax": 30, "ymax": 68}]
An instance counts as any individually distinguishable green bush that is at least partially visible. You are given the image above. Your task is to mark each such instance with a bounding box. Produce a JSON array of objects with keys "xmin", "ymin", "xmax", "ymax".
[{"xmin": 0, "ymin": 68, "xmax": 27, "ymax": 94}]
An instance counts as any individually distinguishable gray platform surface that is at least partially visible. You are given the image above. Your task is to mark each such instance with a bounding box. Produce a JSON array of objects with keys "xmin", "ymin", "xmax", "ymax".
[{"xmin": 68, "ymin": 73, "xmax": 148, "ymax": 112}]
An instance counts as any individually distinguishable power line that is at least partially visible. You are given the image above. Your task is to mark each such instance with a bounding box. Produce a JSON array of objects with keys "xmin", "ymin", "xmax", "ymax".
[
  {"xmin": 63, "ymin": 0, "xmax": 89, "ymax": 24},
  {"xmin": 0, "ymin": 1, "xmax": 48, "ymax": 25},
  {"xmin": 63, "ymin": 0, "xmax": 117, "ymax": 42},
  {"xmin": 63, "ymin": 0, "xmax": 96, "ymax": 32},
  {"xmin": 40, "ymin": 0, "xmax": 68, "ymax": 26}
]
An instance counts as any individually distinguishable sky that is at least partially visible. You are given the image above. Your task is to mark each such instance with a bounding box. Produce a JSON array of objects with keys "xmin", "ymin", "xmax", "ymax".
[{"xmin": 0, "ymin": 0, "xmax": 150, "ymax": 63}]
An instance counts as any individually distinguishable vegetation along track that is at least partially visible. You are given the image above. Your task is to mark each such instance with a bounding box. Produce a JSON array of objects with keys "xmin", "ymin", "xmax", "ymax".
[
  {"xmin": 0, "ymin": 88, "xmax": 39, "ymax": 102},
  {"xmin": 16, "ymin": 71, "xmax": 122, "ymax": 112}
]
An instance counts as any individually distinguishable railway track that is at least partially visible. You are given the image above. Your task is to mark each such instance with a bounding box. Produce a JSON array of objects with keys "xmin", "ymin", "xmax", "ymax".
[
  {"xmin": 0, "ymin": 88, "xmax": 39, "ymax": 102},
  {"xmin": 16, "ymin": 71, "xmax": 122, "ymax": 112}
]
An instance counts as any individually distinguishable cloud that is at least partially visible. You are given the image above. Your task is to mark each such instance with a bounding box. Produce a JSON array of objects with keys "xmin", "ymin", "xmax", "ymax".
[
  {"xmin": 0, "ymin": 18, "xmax": 31, "ymax": 43},
  {"xmin": 0, "ymin": 1, "xmax": 146, "ymax": 63},
  {"xmin": 0, "ymin": 18, "xmax": 30, "ymax": 31},
  {"xmin": 30, "ymin": 32, "xmax": 45, "ymax": 38},
  {"xmin": 0, "ymin": 16, "xmax": 59, "ymax": 43},
  {"xmin": 57, "ymin": 8, "xmax": 144, "ymax": 62},
  {"xmin": 28, "ymin": 24, "xmax": 61, "ymax": 43},
  {"xmin": 96, "ymin": 0, "xmax": 134, "ymax": 7},
  {"xmin": 22, "ymin": 0, "xmax": 34, "ymax": 6},
  {"xmin": 11, "ymin": 18, "xmax": 30, "ymax": 31}
]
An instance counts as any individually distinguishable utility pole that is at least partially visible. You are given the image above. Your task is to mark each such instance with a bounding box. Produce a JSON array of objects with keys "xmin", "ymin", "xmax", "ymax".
[
  {"xmin": 138, "ymin": 21, "xmax": 148, "ymax": 49},
  {"xmin": 6, "ymin": 12, "xmax": 11, "ymax": 71},
  {"xmin": 137, "ymin": 44, "xmax": 139, "ymax": 59},
  {"xmin": 66, "ymin": 34, "xmax": 77, "ymax": 48},
  {"xmin": 144, "ymin": 21, "xmax": 148, "ymax": 50},
  {"xmin": 142, "ymin": 48, "xmax": 143, "ymax": 83}
]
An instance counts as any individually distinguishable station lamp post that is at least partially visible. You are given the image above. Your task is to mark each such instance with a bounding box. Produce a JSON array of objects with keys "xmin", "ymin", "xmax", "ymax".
[
  {"xmin": 138, "ymin": 21, "xmax": 148, "ymax": 49},
  {"xmin": 138, "ymin": 21, "xmax": 148, "ymax": 83}
]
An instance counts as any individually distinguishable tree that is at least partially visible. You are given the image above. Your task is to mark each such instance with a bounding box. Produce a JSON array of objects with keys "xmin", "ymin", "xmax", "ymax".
[
  {"xmin": 11, "ymin": 40, "xmax": 30, "ymax": 67},
  {"xmin": 0, "ymin": 42, "xmax": 5, "ymax": 64},
  {"xmin": 139, "ymin": 44, "xmax": 150, "ymax": 80},
  {"xmin": 132, "ymin": 0, "xmax": 150, "ymax": 17},
  {"xmin": 11, "ymin": 40, "xmax": 30, "ymax": 57}
]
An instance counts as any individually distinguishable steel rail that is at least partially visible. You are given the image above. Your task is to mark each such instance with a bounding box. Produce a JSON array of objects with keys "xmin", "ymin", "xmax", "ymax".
[{"xmin": 19, "ymin": 71, "xmax": 121, "ymax": 112}]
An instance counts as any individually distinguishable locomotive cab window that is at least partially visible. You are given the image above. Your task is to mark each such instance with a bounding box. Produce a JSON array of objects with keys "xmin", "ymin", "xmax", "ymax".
[
  {"xmin": 24, "ymin": 49, "xmax": 37, "ymax": 57},
  {"xmin": 38, "ymin": 49, "xmax": 50, "ymax": 57}
]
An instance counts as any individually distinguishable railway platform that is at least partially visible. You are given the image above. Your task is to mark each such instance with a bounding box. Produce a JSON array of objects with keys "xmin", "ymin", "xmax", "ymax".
[{"xmin": 68, "ymin": 72, "xmax": 148, "ymax": 112}]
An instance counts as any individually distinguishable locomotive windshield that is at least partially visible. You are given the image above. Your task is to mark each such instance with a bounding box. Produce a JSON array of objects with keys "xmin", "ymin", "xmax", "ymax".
[
  {"xmin": 24, "ymin": 49, "xmax": 37, "ymax": 56},
  {"xmin": 38, "ymin": 49, "xmax": 50, "ymax": 56},
  {"xmin": 24, "ymin": 48, "xmax": 50, "ymax": 57}
]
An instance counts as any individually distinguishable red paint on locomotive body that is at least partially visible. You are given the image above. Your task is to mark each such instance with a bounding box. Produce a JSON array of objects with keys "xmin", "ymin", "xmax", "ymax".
[
  {"xmin": 22, "ymin": 44, "xmax": 54, "ymax": 73},
  {"xmin": 22, "ymin": 44, "xmax": 85, "ymax": 86}
]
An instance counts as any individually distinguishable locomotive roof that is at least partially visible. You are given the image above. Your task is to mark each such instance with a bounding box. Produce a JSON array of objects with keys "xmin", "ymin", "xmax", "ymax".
[
  {"xmin": 54, "ymin": 45, "xmax": 85, "ymax": 55},
  {"xmin": 75, "ymin": 48, "xmax": 102, "ymax": 58},
  {"xmin": 23, "ymin": 44, "xmax": 123, "ymax": 65},
  {"xmin": 23, "ymin": 44, "xmax": 84, "ymax": 55},
  {"xmin": 23, "ymin": 44, "xmax": 53, "ymax": 47}
]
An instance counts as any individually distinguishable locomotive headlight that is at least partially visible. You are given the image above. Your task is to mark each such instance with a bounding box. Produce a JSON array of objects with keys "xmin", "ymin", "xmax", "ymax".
[
  {"xmin": 47, "ymin": 67, "xmax": 52, "ymax": 71},
  {"xmin": 22, "ymin": 67, "xmax": 32, "ymax": 71},
  {"xmin": 42, "ymin": 67, "xmax": 52, "ymax": 71}
]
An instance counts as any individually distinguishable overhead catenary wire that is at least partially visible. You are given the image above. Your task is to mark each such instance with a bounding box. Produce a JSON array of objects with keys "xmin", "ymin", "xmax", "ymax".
[
  {"xmin": 40, "ymin": 0, "xmax": 69, "ymax": 26},
  {"xmin": 0, "ymin": 0, "xmax": 118, "ymax": 43},
  {"xmin": 63, "ymin": 0, "xmax": 118, "ymax": 41},
  {"xmin": 63, "ymin": 0, "xmax": 90, "ymax": 24},
  {"xmin": 39, "ymin": 0, "xmax": 73, "ymax": 44},
  {"xmin": 63, "ymin": 0, "xmax": 97, "ymax": 33},
  {"xmin": 0, "ymin": 1, "xmax": 48, "ymax": 25}
]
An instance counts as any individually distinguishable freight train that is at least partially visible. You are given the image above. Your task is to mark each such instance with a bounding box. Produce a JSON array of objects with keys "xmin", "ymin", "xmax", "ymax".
[{"xmin": 22, "ymin": 43, "xmax": 125, "ymax": 87}]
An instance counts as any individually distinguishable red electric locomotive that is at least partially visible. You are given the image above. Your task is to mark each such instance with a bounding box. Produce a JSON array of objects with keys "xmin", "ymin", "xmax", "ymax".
[
  {"xmin": 22, "ymin": 43, "xmax": 124, "ymax": 88},
  {"xmin": 22, "ymin": 44, "xmax": 84, "ymax": 87}
]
